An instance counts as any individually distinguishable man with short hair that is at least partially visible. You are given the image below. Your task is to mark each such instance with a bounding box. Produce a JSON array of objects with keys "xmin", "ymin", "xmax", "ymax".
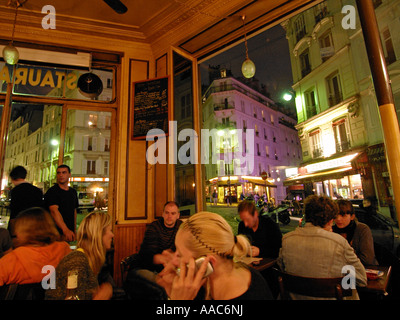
[
  {"xmin": 8, "ymin": 165, "xmax": 44, "ymax": 234},
  {"xmin": 238, "ymin": 200, "xmax": 282, "ymax": 258},
  {"xmin": 138, "ymin": 201, "xmax": 182, "ymax": 272},
  {"xmin": 277, "ymin": 195, "xmax": 367, "ymax": 299},
  {"xmin": 44, "ymin": 164, "xmax": 79, "ymax": 242}
]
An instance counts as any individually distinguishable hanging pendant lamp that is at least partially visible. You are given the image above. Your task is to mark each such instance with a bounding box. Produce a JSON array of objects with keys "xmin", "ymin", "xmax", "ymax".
[
  {"xmin": 3, "ymin": 1, "xmax": 21, "ymax": 65},
  {"xmin": 241, "ymin": 15, "xmax": 256, "ymax": 79}
]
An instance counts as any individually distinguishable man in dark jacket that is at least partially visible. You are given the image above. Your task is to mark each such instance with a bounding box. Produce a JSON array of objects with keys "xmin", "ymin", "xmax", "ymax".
[
  {"xmin": 238, "ymin": 200, "xmax": 282, "ymax": 258},
  {"xmin": 137, "ymin": 201, "xmax": 182, "ymax": 272},
  {"xmin": 9, "ymin": 166, "xmax": 44, "ymax": 235}
]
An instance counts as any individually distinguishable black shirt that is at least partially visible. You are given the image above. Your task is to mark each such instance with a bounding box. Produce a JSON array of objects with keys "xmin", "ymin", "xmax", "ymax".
[
  {"xmin": 238, "ymin": 215, "xmax": 282, "ymax": 258},
  {"xmin": 10, "ymin": 182, "xmax": 44, "ymax": 219},
  {"xmin": 44, "ymin": 184, "xmax": 79, "ymax": 234},
  {"xmin": 231, "ymin": 267, "xmax": 273, "ymax": 300}
]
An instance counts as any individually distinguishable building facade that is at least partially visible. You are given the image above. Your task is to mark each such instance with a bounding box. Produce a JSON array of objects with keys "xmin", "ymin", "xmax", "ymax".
[
  {"xmin": 202, "ymin": 75, "xmax": 302, "ymax": 204},
  {"xmin": 283, "ymin": 0, "xmax": 400, "ymax": 218}
]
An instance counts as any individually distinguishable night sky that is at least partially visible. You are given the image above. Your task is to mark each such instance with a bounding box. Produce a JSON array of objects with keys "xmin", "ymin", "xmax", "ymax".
[{"xmin": 199, "ymin": 23, "xmax": 295, "ymax": 113}]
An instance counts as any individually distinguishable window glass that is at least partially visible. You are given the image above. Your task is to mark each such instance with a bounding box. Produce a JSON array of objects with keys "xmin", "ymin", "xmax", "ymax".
[
  {"xmin": 1, "ymin": 63, "xmax": 114, "ymax": 101},
  {"xmin": 173, "ymin": 52, "xmax": 196, "ymax": 216},
  {"xmin": 0, "ymin": 103, "xmax": 62, "ymax": 215},
  {"xmin": 64, "ymin": 109, "xmax": 111, "ymax": 215}
]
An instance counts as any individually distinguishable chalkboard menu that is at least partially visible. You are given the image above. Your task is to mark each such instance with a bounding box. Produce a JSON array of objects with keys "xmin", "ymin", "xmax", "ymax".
[{"xmin": 132, "ymin": 76, "xmax": 170, "ymax": 139}]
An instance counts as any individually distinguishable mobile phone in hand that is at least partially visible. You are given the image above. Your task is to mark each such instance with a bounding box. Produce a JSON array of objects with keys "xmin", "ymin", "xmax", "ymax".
[{"xmin": 176, "ymin": 257, "xmax": 213, "ymax": 278}]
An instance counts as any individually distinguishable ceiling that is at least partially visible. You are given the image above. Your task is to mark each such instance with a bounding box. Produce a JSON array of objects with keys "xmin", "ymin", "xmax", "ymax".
[{"xmin": 0, "ymin": 0, "xmax": 319, "ymax": 59}]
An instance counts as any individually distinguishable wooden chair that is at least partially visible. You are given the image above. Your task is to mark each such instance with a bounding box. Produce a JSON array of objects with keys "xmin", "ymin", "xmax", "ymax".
[
  {"xmin": 120, "ymin": 253, "xmax": 143, "ymax": 284},
  {"xmin": 273, "ymin": 268, "xmax": 352, "ymax": 300},
  {"xmin": 0, "ymin": 283, "xmax": 45, "ymax": 300}
]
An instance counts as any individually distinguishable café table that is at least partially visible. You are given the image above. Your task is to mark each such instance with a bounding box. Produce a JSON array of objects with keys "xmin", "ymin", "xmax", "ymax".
[
  {"xmin": 358, "ymin": 265, "xmax": 392, "ymax": 298},
  {"xmin": 241, "ymin": 257, "xmax": 277, "ymax": 272}
]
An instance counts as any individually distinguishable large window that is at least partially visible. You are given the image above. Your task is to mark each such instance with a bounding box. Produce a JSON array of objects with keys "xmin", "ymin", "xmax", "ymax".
[
  {"xmin": 326, "ymin": 71, "xmax": 342, "ymax": 107},
  {"xmin": 0, "ymin": 59, "xmax": 116, "ymax": 223},
  {"xmin": 173, "ymin": 51, "xmax": 196, "ymax": 215},
  {"xmin": 333, "ymin": 119, "xmax": 350, "ymax": 153},
  {"xmin": 1, "ymin": 103, "xmax": 62, "ymax": 197}
]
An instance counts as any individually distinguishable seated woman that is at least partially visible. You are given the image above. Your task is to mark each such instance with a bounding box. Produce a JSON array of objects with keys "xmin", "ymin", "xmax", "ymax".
[
  {"xmin": 333, "ymin": 199, "xmax": 378, "ymax": 266},
  {"xmin": 0, "ymin": 207, "xmax": 71, "ymax": 286},
  {"xmin": 46, "ymin": 212, "xmax": 115, "ymax": 300},
  {"xmin": 156, "ymin": 211, "xmax": 273, "ymax": 300}
]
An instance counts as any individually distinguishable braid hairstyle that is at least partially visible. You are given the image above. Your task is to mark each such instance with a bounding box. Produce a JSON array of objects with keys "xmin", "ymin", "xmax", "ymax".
[{"xmin": 179, "ymin": 211, "xmax": 251, "ymax": 261}]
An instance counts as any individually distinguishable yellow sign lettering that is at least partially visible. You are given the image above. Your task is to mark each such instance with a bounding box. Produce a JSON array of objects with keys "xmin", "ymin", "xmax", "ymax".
[
  {"xmin": 14, "ymin": 67, "xmax": 28, "ymax": 85},
  {"xmin": 40, "ymin": 70, "xmax": 55, "ymax": 87},
  {"xmin": 0, "ymin": 65, "xmax": 11, "ymax": 83},
  {"xmin": 66, "ymin": 72, "xmax": 77, "ymax": 90},
  {"xmin": 28, "ymin": 69, "xmax": 42, "ymax": 86}
]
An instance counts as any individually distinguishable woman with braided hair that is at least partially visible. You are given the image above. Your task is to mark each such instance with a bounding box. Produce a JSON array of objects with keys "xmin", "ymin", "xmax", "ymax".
[{"xmin": 156, "ymin": 211, "xmax": 273, "ymax": 300}]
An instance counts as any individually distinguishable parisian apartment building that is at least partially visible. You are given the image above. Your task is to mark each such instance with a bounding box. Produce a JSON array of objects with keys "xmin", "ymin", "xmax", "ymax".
[
  {"xmin": 202, "ymin": 74, "xmax": 302, "ymax": 204},
  {"xmin": 283, "ymin": 0, "xmax": 400, "ymax": 219}
]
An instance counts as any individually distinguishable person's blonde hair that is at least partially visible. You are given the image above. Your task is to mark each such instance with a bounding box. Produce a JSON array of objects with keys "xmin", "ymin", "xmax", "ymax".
[
  {"xmin": 13, "ymin": 207, "xmax": 60, "ymax": 248},
  {"xmin": 77, "ymin": 212, "xmax": 112, "ymax": 275},
  {"xmin": 178, "ymin": 211, "xmax": 250, "ymax": 261}
]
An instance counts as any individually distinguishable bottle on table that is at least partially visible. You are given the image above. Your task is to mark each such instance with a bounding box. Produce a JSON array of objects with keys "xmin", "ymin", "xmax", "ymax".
[{"xmin": 65, "ymin": 270, "xmax": 80, "ymax": 300}]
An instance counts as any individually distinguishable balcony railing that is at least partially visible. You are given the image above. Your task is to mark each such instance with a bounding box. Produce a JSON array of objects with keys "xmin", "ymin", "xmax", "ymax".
[
  {"xmin": 312, "ymin": 147, "xmax": 323, "ymax": 159},
  {"xmin": 336, "ymin": 140, "xmax": 350, "ymax": 153},
  {"xmin": 328, "ymin": 93, "xmax": 343, "ymax": 107}
]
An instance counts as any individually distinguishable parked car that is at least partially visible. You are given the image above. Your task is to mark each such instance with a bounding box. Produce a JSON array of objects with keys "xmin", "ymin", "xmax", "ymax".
[
  {"xmin": 298, "ymin": 200, "xmax": 400, "ymax": 257},
  {"xmin": 77, "ymin": 192, "xmax": 95, "ymax": 213}
]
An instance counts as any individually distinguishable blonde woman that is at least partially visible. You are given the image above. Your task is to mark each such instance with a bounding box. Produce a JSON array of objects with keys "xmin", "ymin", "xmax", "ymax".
[
  {"xmin": 157, "ymin": 212, "xmax": 273, "ymax": 300},
  {"xmin": 46, "ymin": 212, "xmax": 114, "ymax": 300}
]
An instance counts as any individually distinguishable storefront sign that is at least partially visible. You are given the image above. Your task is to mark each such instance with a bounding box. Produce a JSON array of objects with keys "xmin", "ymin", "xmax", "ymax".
[
  {"xmin": 0, "ymin": 64, "xmax": 78, "ymax": 89},
  {"xmin": 305, "ymin": 153, "xmax": 358, "ymax": 173}
]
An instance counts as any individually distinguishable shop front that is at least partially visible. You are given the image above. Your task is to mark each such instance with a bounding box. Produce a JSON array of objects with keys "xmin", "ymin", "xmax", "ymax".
[
  {"xmin": 284, "ymin": 153, "xmax": 364, "ymax": 200},
  {"xmin": 352, "ymin": 143, "xmax": 396, "ymax": 220},
  {"xmin": 207, "ymin": 175, "xmax": 276, "ymax": 205}
]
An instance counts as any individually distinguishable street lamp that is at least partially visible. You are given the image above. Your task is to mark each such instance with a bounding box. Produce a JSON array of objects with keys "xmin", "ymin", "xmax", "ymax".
[
  {"xmin": 283, "ymin": 92, "xmax": 293, "ymax": 101},
  {"xmin": 50, "ymin": 139, "xmax": 59, "ymax": 186}
]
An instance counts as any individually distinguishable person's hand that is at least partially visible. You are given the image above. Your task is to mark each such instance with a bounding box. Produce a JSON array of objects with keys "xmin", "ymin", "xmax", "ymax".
[
  {"xmin": 169, "ymin": 257, "xmax": 209, "ymax": 300},
  {"xmin": 62, "ymin": 229, "xmax": 75, "ymax": 242},
  {"xmin": 153, "ymin": 249, "xmax": 175, "ymax": 267},
  {"xmin": 251, "ymin": 246, "xmax": 260, "ymax": 257},
  {"xmin": 156, "ymin": 260, "xmax": 177, "ymax": 297},
  {"xmin": 92, "ymin": 282, "xmax": 113, "ymax": 300}
]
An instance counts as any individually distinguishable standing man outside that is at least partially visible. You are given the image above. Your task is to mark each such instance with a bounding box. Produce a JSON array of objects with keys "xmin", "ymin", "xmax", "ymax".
[
  {"xmin": 8, "ymin": 165, "xmax": 44, "ymax": 235},
  {"xmin": 237, "ymin": 200, "xmax": 282, "ymax": 258},
  {"xmin": 44, "ymin": 164, "xmax": 79, "ymax": 242},
  {"xmin": 137, "ymin": 201, "xmax": 182, "ymax": 272}
]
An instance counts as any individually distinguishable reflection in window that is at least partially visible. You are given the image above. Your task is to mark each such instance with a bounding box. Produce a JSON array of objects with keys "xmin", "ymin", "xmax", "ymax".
[
  {"xmin": 173, "ymin": 52, "xmax": 195, "ymax": 215},
  {"xmin": 5, "ymin": 63, "xmax": 113, "ymax": 102},
  {"xmin": 64, "ymin": 109, "xmax": 111, "ymax": 213},
  {"xmin": 1, "ymin": 103, "xmax": 62, "ymax": 196}
]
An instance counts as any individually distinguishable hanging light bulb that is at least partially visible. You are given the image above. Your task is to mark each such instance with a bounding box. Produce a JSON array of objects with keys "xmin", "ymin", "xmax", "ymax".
[
  {"xmin": 241, "ymin": 15, "xmax": 255, "ymax": 79},
  {"xmin": 3, "ymin": 1, "xmax": 20, "ymax": 65},
  {"xmin": 3, "ymin": 45, "xmax": 19, "ymax": 65}
]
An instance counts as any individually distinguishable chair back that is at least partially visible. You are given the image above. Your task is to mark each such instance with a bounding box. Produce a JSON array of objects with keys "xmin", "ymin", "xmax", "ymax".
[
  {"xmin": 273, "ymin": 268, "xmax": 352, "ymax": 300},
  {"xmin": 120, "ymin": 253, "xmax": 143, "ymax": 284},
  {"xmin": 0, "ymin": 283, "xmax": 45, "ymax": 300}
]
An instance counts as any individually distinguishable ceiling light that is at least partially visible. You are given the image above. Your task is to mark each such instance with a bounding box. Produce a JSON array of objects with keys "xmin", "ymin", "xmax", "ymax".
[
  {"xmin": 241, "ymin": 15, "xmax": 255, "ymax": 79},
  {"xmin": 3, "ymin": 1, "xmax": 21, "ymax": 65}
]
